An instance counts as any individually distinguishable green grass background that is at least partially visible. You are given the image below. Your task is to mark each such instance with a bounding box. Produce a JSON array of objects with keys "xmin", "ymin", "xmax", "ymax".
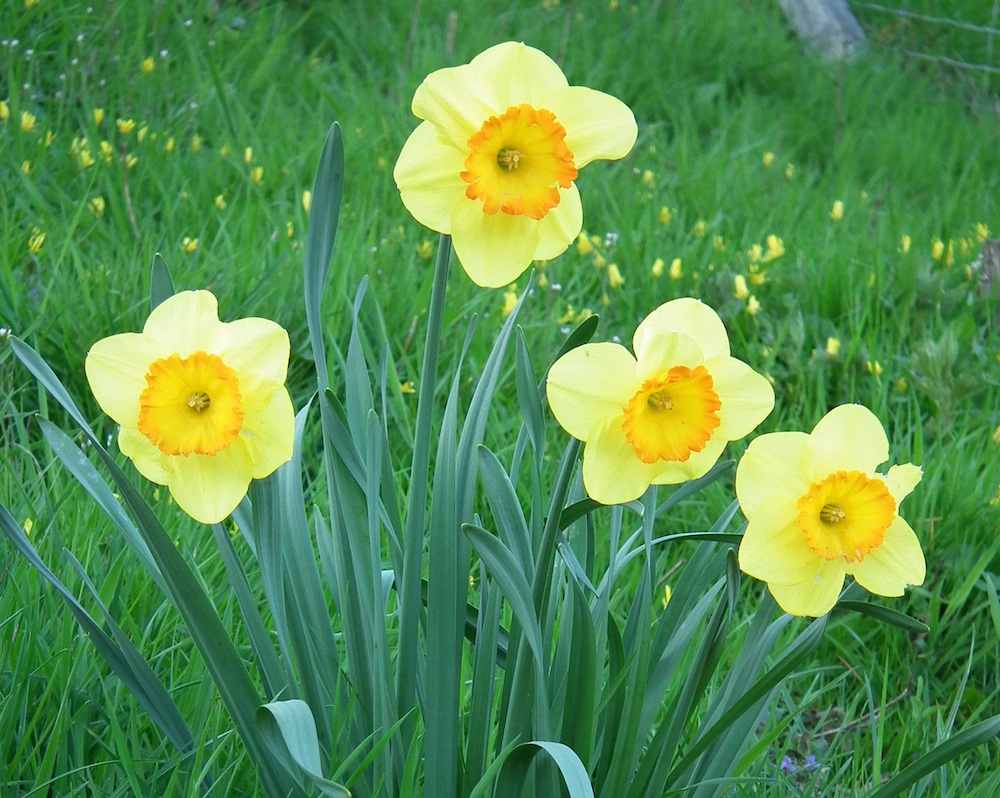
[{"xmin": 2, "ymin": 0, "xmax": 999, "ymax": 794}]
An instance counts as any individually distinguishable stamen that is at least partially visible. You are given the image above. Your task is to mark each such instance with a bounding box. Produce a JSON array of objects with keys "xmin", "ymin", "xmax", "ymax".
[
  {"xmin": 187, "ymin": 392, "xmax": 211, "ymax": 412},
  {"xmin": 497, "ymin": 148, "xmax": 521, "ymax": 170},
  {"xmin": 647, "ymin": 390, "xmax": 673, "ymax": 410},
  {"xmin": 820, "ymin": 504, "xmax": 846, "ymax": 523}
]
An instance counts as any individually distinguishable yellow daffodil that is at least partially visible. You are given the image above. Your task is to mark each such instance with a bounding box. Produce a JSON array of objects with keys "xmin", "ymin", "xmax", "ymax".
[
  {"xmin": 736, "ymin": 404, "xmax": 924, "ymax": 617},
  {"xmin": 394, "ymin": 41, "xmax": 637, "ymax": 288},
  {"xmin": 85, "ymin": 290, "xmax": 294, "ymax": 524},
  {"xmin": 546, "ymin": 298, "xmax": 774, "ymax": 504}
]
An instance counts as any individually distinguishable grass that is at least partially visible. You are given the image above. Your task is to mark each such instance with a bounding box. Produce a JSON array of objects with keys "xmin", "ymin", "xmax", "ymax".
[{"xmin": 2, "ymin": 0, "xmax": 999, "ymax": 795}]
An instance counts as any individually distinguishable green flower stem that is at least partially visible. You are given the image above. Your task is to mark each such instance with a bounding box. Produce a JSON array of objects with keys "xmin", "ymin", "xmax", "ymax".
[{"xmin": 397, "ymin": 233, "xmax": 452, "ymax": 736}]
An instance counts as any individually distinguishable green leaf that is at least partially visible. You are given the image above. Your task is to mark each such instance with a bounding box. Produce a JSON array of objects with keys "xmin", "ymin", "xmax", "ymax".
[
  {"xmin": 149, "ymin": 252, "xmax": 174, "ymax": 311},
  {"xmin": 303, "ymin": 123, "xmax": 344, "ymax": 392},
  {"xmin": 836, "ymin": 600, "xmax": 930, "ymax": 634},
  {"xmin": 869, "ymin": 714, "xmax": 1000, "ymax": 798},
  {"xmin": 494, "ymin": 741, "xmax": 595, "ymax": 798},
  {"xmin": 551, "ymin": 314, "xmax": 601, "ymax": 362},
  {"xmin": 257, "ymin": 700, "xmax": 351, "ymax": 797},
  {"xmin": 464, "ymin": 524, "xmax": 546, "ymax": 678}
]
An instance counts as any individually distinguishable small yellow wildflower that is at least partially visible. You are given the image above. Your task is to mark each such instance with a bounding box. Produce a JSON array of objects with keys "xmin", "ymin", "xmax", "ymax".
[
  {"xmin": 23, "ymin": 518, "xmax": 32, "ymax": 536},
  {"xmin": 930, "ymin": 237, "xmax": 944, "ymax": 261},
  {"xmin": 576, "ymin": 232, "xmax": 593, "ymax": 255},
  {"xmin": 286, "ymin": 221, "xmax": 294, "ymax": 239},
  {"xmin": 747, "ymin": 243, "xmax": 763, "ymax": 264},
  {"xmin": 693, "ymin": 220, "xmax": 707, "ymax": 238},
  {"xmin": 141, "ymin": 56, "xmax": 154, "ymax": 73},
  {"xmin": 784, "ymin": 163, "xmax": 794, "ymax": 179},
  {"xmin": 748, "ymin": 266, "xmax": 766, "ymax": 286},
  {"xmin": 302, "ymin": 190, "xmax": 312, "ymax": 213},
  {"xmin": 537, "ymin": 271, "xmax": 549, "ymax": 288},
  {"xmin": 0, "ymin": 100, "xmax": 9, "ymax": 120},
  {"xmin": 251, "ymin": 166, "xmax": 264, "ymax": 185},
  {"xmin": 943, "ymin": 240, "xmax": 954, "ymax": 267},
  {"xmin": 661, "ymin": 583, "xmax": 672, "ymax": 609},
  {"xmin": 21, "ymin": 160, "xmax": 31, "ymax": 175},
  {"xmin": 593, "ymin": 252, "xmax": 606, "ymax": 269},
  {"xmin": 866, "ymin": 360, "xmax": 882, "ymax": 376},
  {"xmin": 825, "ymin": 337, "xmax": 841, "ymax": 357},
  {"xmin": 190, "ymin": 134, "xmax": 202, "ymax": 153},
  {"xmin": 607, "ymin": 262, "xmax": 625, "ymax": 289},
  {"xmin": 137, "ymin": 125, "xmax": 148, "ymax": 142},
  {"xmin": 894, "ymin": 377, "xmax": 908, "ymax": 392},
  {"xmin": 21, "ymin": 111, "xmax": 36, "ymax": 132},
  {"xmin": 762, "ymin": 151, "xmax": 775, "ymax": 167},
  {"xmin": 557, "ymin": 304, "xmax": 576, "ymax": 324},
  {"xmin": 502, "ymin": 285, "xmax": 519, "ymax": 316},
  {"xmin": 43, "ymin": 130, "xmax": 55, "ymax": 147},
  {"xmin": 900, "ymin": 234, "xmax": 911, "ymax": 254},
  {"xmin": 992, "ymin": 424, "xmax": 1000, "ymax": 444},
  {"xmin": 764, "ymin": 234, "xmax": 784, "ymax": 261},
  {"xmin": 746, "ymin": 295, "xmax": 761, "ymax": 316},
  {"xmin": 669, "ymin": 257, "xmax": 682, "ymax": 280},
  {"xmin": 77, "ymin": 147, "xmax": 95, "ymax": 169},
  {"xmin": 575, "ymin": 308, "xmax": 593, "ymax": 322},
  {"xmin": 975, "ymin": 223, "xmax": 989, "ymax": 241},
  {"xmin": 88, "ymin": 196, "xmax": 105, "ymax": 217},
  {"xmin": 28, "ymin": 227, "xmax": 45, "ymax": 254},
  {"xmin": 93, "ymin": 108, "xmax": 105, "ymax": 126},
  {"xmin": 733, "ymin": 274, "xmax": 750, "ymax": 299},
  {"xmin": 416, "ymin": 239, "xmax": 434, "ymax": 260},
  {"xmin": 100, "ymin": 140, "xmax": 113, "ymax": 163},
  {"xmin": 713, "ymin": 235, "xmax": 726, "ymax": 252},
  {"xmin": 182, "ymin": 236, "xmax": 199, "ymax": 254},
  {"xmin": 244, "ymin": 146, "xmax": 253, "ymax": 164},
  {"xmin": 830, "ymin": 200, "xmax": 844, "ymax": 221},
  {"xmin": 214, "ymin": 194, "xmax": 227, "ymax": 210},
  {"xmin": 651, "ymin": 257, "xmax": 664, "ymax": 277},
  {"xmin": 400, "ymin": 381, "xmax": 416, "ymax": 394},
  {"xmin": 125, "ymin": 154, "xmax": 138, "ymax": 169},
  {"xmin": 116, "ymin": 118, "xmax": 135, "ymax": 134},
  {"xmin": 164, "ymin": 136, "xmax": 175, "ymax": 153},
  {"xmin": 659, "ymin": 206, "xmax": 671, "ymax": 225},
  {"xmin": 642, "ymin": 169, "xmax": 655, "ymax": 187}
]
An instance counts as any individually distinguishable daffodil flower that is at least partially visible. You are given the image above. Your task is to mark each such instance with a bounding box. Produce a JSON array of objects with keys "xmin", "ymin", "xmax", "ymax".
[
  {"xmin": 546, "ymin": 298, "xmax": 774, "ymax": 505},
  {"xmin": 85, "ymin": 290, "xmax": 294, "ymax": 524},
  {"xmin": 736, "ymin": 404, "xmax": 925, "ymax": 617},
  {"xmin": 394, "ymin": 41, "xmax": 637, "ymax": 288}
]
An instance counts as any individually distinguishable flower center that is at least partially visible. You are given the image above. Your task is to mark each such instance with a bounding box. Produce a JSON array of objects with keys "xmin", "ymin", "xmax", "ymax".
[
  {"xmin": 620, "ymin": 365, "xmax": 722, "ymax": 464},
  {"xmin": 461, "ymin": 103, "xmax": 578, "ymax": 220},
  {"xmin": 796, "ymin": 470, "xmax": 896, "ymax": 562},
  {"xmin": 137, "ymin": 351, "xmax": 244, "ymax": 456}
]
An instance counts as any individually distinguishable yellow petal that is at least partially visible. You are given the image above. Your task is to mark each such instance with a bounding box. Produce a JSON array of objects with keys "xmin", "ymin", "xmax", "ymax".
[
  {"xmin": 844, "ymin": 517, "xmax": 925, "ymax": 596},
  {"xmin": 394, "ymin": 121, "xmax": 466, "ymax": 233},
  {"xmin": 143, "ymin": 291, "xmax": 223, "ymax": 356},
  {"xmin": 242, "ymin": 387, "xmax": 295, "ymax": 479},
  {"xmin": 86, "ymin": 332, "xmax": 167, "ymax": 427},
  {"xmin": 707, "ymin": 355, "xmax": 775, "ymax": 439},
  {"xmin": 412, "ymin": 63, "xmax": 496, "ymax": 146},
  {"xmin": 118, "ymin": 426, "xmax": 170, "ymax": 484},
  {"xmin": 582, "ymin": 416, "xmax": 664, "ymax": 505},
  {"xmin": 738, "ymin": 501, "xmax": 817, "ymax": 585},
  {"xmin": 806, "ymin": 404, "xmax": 888, "ymax": 478},
  {"xmin": 534, "ymin": 183, "xmax": 582, "ymax": 260},
  {"xmin": 546, "ymin": 342, "xmax": 638, "ymax": 442},
  {"xmin": 735, "ymin": 431, "xmax": 811, "ymax": 517},
  {"xmin": 883, "ymin": 463, "xmax": 922, "ymax": 505},
  {"xmin": 649, "ymin": 437, "xmax": 727, "ymax": 484},
  {"xmin": 633, "ymin": 329, "xmax": 705, "ymax": 381},
  {"xmin": 633, "ymin": 298, "xmax": 730, "ymax": 363},
  {"xmin": 541, "ymin": 85, "xmax": 638, "ymax": 168},
  {"xmin": 212, "ymin": 317, "xmax": 290, "ymax": 410},
  {"xmin": 468, "ymin": 41, "xmax": 568, "ymax": 109},
  {"xmin": 768, "ymin": 561, "xmax": 845, "ymax": 617},
  {"xmin": 450, "ymin": 200, "xmax": 538, "ymax": 287},
  {"xmin": 167, "ymin": 441, "xmax": 254, "ymax": 524}
]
